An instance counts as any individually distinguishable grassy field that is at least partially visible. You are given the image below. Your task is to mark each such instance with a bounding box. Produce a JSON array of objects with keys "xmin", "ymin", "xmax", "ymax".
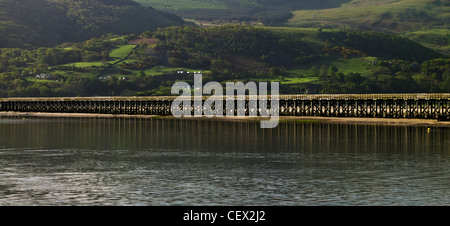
[
  {"xmin": 286, "ymin": 57, "xmax": 378, "ymax": 77},
  {"xmin": 140, "ymin": 56, "xmax": 375, "ymax": 85},
  {"xmin": 60, "ymin": 44, "xmax": 138, "ymax": 68},
  {"xmin": 285, "ymin": 0, "xmax": 449, "ymax": 55},
  {"xmin": 133, "ymin": 0, "xmax": 350, "ymax": 11},
  {"xmin": 61, "ymin": 62, "xmax": 105, "ymax": 68},
  {"xmin": 108, "ymin": 44, "xmax": 137, "ymax": 64},
  {"xmin": 287, "ymin": 0, "xmax": 449, "ymax": 31},
  {"xmin": 25, "ymin": 77, "xmax": 59, "ymax": 83},
  {"xmin": 134, "ymin": 0, "xmax": 227, "ymax": 10},
  {"xmin": 134, "ymin": 0, "xmax": 448, "ymax": 55},
  {"xmin": 144, "ymin": 66, "xmax": 209, "ymax": 76},
  {"xmin": 404, "ymin": 28, "xmax": 450, "ymax": 56},
  {"xmin": 278, "ymin": 77, "xmax": 320, "ymax": 84},
  {"xmin": 262, "ymin": 26, "xmax": 334, "ymax": 53}
]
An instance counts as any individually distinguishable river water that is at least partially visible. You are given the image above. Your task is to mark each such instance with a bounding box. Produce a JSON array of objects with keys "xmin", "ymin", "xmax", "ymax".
[{"xmin": 0, "ymin": 116, "xmax": 449, "ymax": 206}]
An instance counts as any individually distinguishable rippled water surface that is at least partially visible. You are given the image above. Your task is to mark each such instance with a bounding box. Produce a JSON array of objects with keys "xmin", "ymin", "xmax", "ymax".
[{"xmin": 0, "ymin": 117, "xmax": 449, "ymax": 205}]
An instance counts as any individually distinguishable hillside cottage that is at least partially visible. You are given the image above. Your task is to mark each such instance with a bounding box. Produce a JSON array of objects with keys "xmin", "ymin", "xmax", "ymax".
[{"xmin": 35, "ymin": 74, "xmax": 53, "ymax": 79}]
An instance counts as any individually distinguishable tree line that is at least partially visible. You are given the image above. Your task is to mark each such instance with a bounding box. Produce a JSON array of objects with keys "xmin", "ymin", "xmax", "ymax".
[{"xmin": 0, "ymin": 25, "xmax": 448, "ymax": 97}]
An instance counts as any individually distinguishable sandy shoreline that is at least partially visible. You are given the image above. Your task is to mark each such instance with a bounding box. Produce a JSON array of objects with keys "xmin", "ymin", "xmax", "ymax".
[{"xmin": 1, "ymin": 111, "xmax": 449, "ymax": 127}]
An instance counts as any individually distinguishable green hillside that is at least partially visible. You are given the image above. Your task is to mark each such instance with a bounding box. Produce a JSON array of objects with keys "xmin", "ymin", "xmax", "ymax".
[
  {"xmin": 134, "ymin": 0, "xmax": 350, "ymax": 24},
  {"xmin": 287, "ymin": 0, "xmax": 448, "ymax": 31},
  {"xmin": 133, "ymin": 0, "xmax": 449, "ymax": 55},
  {"xmin": 0, "ymin": 0, "xmax": 447, "ymax": 98},
  {"xmin": 134, "ymin": 0, "xmax": 448, "ymax": 31},
  {"xmin": 0, "ymin": 25, "xmax": 447, "ymax": 97},
  {"xmin": 286, "ymin": 0, "xmax": 450, "ymax": 54},
  {"xmin": 0, "ymin": 0, "xmax": 186, "ymax": 48},
  {"xmin": 404, "ymin": 28, "xmax": 450, "ymax": 56}
]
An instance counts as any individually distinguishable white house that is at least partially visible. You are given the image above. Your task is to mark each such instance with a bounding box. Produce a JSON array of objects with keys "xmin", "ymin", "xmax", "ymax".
[{"xmin": 35, "ymin": 74, "xmax": 53, "ymax": 79}]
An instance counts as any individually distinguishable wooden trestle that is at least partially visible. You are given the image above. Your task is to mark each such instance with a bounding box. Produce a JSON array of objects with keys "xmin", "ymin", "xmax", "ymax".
[{"xmin": 1, "ymin": 94, "xmax": 449, "ymax": 120}]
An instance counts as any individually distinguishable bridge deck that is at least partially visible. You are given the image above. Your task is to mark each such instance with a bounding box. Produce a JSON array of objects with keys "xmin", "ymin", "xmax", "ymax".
[
  {"xmin": 1, "ymin": 94, "xmax": 449, "ymax": 120},
  {"xmin": 1, "ymin": 93, "xmax": 449, "ymax": 101}
]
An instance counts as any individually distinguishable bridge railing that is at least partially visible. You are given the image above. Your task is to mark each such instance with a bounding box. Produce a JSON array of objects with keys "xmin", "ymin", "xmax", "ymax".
[
  {"xmin": 279, "ymin": 93, "xmax": 450, "ymax": 100},
  {"xmin": 1, "ymin": 93, "xmax": 449, "ymax": 102},
  {"xmin": 0, "ymin": 94, "xmax": 449, "ymax": 120}
]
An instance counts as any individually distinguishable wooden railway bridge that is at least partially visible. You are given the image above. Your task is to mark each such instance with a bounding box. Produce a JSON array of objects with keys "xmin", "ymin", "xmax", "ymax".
[{"xmin": 0, "ymin": 94, "xmax": 449, "ymax": 120}]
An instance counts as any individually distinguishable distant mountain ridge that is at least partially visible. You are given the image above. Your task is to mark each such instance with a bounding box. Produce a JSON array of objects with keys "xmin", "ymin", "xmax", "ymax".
[
  {"xmin": 287, "ymin": 0, "xmax": 449, "ymax": 32},
  {"xmin": 286, "ymin": 0, "xmax": 450, "ymax": 55},
  {"xmin": 133, "ymin": 0, "xmax": 449, "ymax": 55},
  {"xmin": 0, "ymin": 0, "xmax": 185, "ymax": 48},
  {"xmin": 135, "ymin": 0, "xmax": 448, "ymax": 31},
  {"xmin": 134, "ymin": 0, "xmax": 351, "ymax": 24}
]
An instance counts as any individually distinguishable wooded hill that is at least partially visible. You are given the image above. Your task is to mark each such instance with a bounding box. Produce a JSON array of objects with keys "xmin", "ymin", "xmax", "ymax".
[
  {"xmin": 287, "ymin": 0, "xmax": 449, "ymax": 32},
  {"xmin": 134, "ymin": 0, "xmax": 350, "ymax": 25},
  {"xmin": 0, "ymin": 25, "xmax": 448, "ymax": 97},
  {"xmin": 135, "ymin": 0, "xmax": 448, "ymax": 31},
  {"xmin": 134, "ymin": 0, "xmax": 449, "ymax": 55},
  {"xmin": 0, "ymin": 0, "xmax": 185, "ymax": 48},
  {"xmin": 0, "ymin": 0, "xmax": 448, "ymax": 97}
]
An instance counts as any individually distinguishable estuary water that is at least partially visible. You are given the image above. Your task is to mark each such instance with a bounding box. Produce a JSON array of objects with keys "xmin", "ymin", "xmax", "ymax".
[{"xmin": 0, "ymin": 116, "xmax": 449, "ymax": 206}]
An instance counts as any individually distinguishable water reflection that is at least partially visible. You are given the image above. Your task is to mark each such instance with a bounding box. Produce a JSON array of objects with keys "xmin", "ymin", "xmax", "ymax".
[
  {"xmin": 0, "ymin": 116, "xmax": 449, "ymax": 206},
  {"xmin": 0, "ymin": 116, "xmax": 448, "ymax": 155}
]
